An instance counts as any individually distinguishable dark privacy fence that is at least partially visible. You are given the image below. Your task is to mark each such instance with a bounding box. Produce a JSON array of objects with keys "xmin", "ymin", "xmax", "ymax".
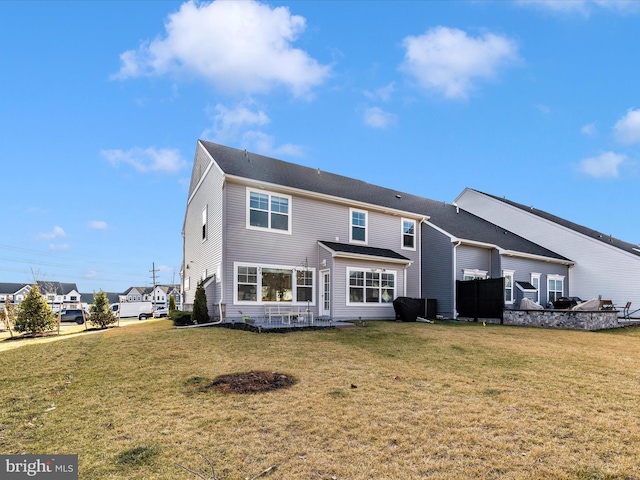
[{"xmin": 456, "ymin": 278, "xmax": 504, "ymax": 322}]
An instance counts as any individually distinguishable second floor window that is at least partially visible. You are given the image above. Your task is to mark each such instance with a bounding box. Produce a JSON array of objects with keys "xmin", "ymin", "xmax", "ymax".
[
  {"xmin": 350, "ymin": 208, "xmax": 367, "ymax": 243},
  {"xmin": 248, "ymin": 189, "xmax": 290, "ymax": 233},
  {"xmin": 402, "ymin": 219, "xmax": 416, "ymax": 250}
]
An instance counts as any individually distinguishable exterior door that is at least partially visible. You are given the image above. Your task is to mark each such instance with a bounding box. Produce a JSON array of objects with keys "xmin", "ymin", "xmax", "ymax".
[{"xmin": 320, "ymin": 270, "xmax": 330, "ymax": 317}]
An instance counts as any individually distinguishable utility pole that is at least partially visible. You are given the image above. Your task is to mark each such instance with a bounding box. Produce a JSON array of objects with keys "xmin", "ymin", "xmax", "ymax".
[{"xmin": 150, "ymin": 262, "xmax": 160, "ymax": 305}]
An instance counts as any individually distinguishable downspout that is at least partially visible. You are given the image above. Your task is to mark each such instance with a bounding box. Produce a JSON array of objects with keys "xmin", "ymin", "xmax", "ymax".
[
  {"xmin": 418, "ymin": 218, "xmax": 427, "ymax": 297},
  {"xmin": 452, "ymin": 241, "xmax": 462, "ymax": 318},
  {"xmin": 177, "ymin": 273, "xmax": 224, "ymax": 328}
]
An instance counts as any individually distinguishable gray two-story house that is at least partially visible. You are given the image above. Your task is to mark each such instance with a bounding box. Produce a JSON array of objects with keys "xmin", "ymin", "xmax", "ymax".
[{"xmin": 182, "ymin": 141, "xmax": 429, "ymax": 321}]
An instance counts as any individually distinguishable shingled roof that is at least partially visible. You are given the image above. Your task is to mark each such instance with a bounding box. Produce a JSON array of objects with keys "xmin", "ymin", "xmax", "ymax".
[
  {"xmin": 424, "ymin": 199, "xmax": 572, "ymax": 262},
  {"xmin": 475, "ymin": 189, "xmax": 640, "ymax": 259},
  {"xmin": 200, "ymin": 140, "xmax": 431, "ymax": 217},
  {"xmin": 199, "ymin": 141, "xmax": 568, "ymax": 262}
]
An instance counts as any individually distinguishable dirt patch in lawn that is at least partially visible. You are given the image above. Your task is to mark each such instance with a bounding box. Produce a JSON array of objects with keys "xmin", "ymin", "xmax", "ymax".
[{"xmin": 185, "ymin": 371, "xmax": 296, "ymax": 395}]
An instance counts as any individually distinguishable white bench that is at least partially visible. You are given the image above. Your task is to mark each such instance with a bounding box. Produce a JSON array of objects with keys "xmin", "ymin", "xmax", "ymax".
[{"xmin": 264, "ymin": 304, "xmax": 300, "ymax": 324}]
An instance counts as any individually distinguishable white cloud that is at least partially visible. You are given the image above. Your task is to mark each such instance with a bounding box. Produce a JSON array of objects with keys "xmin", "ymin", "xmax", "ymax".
[
  {"xmin": 400, "ymin": 26, "xmax": 519, "ymax": 99},
  {"xmin": 535, "ymin": 104, "xmax": 551, "ymax": 114},
  {"xmin": 613, "ymin": 109, "xmax": 640, "ymax": 145},
  {"xmin": 102, "ymin": 147, "xmax": 187, "ymax": 174},
  {"xmin": 201, "ymin": 102, "xmax": 303, "ymax": 157},
  {"xmin": 363, "ymin": 107, "xmax": 397, "ymax": 129},
  {"xmin": 49, "ymin": 243, "xmax": 70, "ymax": 251},
  {"xmin": 112, "ymin": 0, "xmax": 331, "ymax": 97},
  {"xmin": 202, "ymin": 103, "xmax": 270, "ymax": 144},
  {"xmin": 39, "ymin": 226, "xmax": 66, "ymax": 240},
  {"xmin": 581, "ymin": 122, "xmax": 597, "ymax": 136},
  {"xmin": 88, "ymin": 221, "xmax": 108, "ymax": 230},
  {"xmin": 364, "ymin": 83, "xmax": 395, "ymax": 102},
  {"xmin": 577, "ymin": 151, "xmax": 627, "ymax": 178},
  {"xmin": 516, "ymin": 1, "xmax": 640, "ymax": 16}
]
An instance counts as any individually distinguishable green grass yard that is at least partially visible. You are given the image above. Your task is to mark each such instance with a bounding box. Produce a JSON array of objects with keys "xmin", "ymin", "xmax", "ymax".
[{"xmin": 1, "ymin": 319, "xmax": 640, "ymax": 479}]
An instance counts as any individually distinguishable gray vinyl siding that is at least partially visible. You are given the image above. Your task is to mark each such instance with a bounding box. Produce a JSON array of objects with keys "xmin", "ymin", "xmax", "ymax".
[
  {"xmin": 221, "ymin": 181, "xmax": 420, "ymax": 320},
  {"xmin": 183, "ymin": 145, "xmax": 224, "ymax": 308},
  {"xmin": 457, "ymin": 189, "xmax": 638, "ymax": 307},
  {"xmin": 422, "ymin": 225, "xmax": 454, "ymax": 318},
  {"xmin": 501, "ymin": 256, "xmax": 569, "ymax": 306},
  {"xmin": 455, "ymin": 245, "xmax": 492, "ymax": 281}
]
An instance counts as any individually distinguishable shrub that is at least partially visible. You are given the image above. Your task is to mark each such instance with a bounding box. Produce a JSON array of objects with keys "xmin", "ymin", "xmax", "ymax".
[
  {"xmin": 192, "ymin": 281, "xmax": 209, "ymax": 324},
  {"xmin": 171, "ymin": 311, "xmax": 193, "ymax": 326},
  {"xmin": 88, "ymin": 290, "xmax": 117, "ymax": 329},
  {"xmin": 168, "ymin": 295, "xmax": 176, "ymax": 314},
  {"xmin": 14, "ymin": 284, "xmax": 56, "ymax": 335}
]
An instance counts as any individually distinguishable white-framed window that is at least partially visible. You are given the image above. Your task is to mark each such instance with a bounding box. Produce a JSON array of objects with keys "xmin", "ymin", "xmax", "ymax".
[
  {"xmin": 347, "ymin": 268, "xmax": 395, "ymax": 305},
  {"xmin": 547, "ymin": 275, "xmax": 565, "ymax": 304},
  {"xmin": 463, "ymin": 269, "xmax": 488, "ymax": 281},
  {"xmin": 184, "ymin": 277, "xmax": 190, "ymax": 291},
  {"xmin": 234, "ymin": 263, "xmax": 315, "ymax": 305},
  {"xmin": 247, "ymin": 188, "xmax": 291, "ymax": 233},
  {"xmin": 350, "ymin": 208, "xmax": 368, "ymax": 244},
  {"xmin": 503, "ymin": 270, "xmax": 515, "ymax": 304},
  {"xmin": 401, "ymin": 218, "xmax": 416, "ymax": 250},
  {"xmin": 202, "ymin": 205, "xmax": 208, "ymax": 241},
  {"xmin": 530, "ymin": 273, "xmax": 541, "ymax": 303}
]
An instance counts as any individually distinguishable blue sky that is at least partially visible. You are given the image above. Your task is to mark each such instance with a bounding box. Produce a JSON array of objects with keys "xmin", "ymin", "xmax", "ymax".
[{"xmin": 2, "ymin": 0, "xmax": 639, "ymax": 293}]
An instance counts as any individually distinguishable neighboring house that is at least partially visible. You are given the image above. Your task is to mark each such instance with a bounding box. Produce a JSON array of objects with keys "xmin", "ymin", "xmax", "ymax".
[
  {"xmin": 455, "ymin": 188, "xmax": 640, "ymax": 310},
  {"xmin": 182, "ymin": 140, "xmax": 428, "ymax": 321},
  {"xmin": 37, "ymin": 281, "xmax": 81, "ymax": 312},
  {"xmin": 123, "ymin": 287, "xmax": 146, "ymax": 303},
  {"xmin": 80, "ymin": 292, "xmax": 121, "ymax": 311},
  {"xmin": 0, "ymin": 283, "xmax": 32, "ymax": 310},
  {"xmin": 421, "ymin": 200, "xmax": 573, "ymax": 317}
]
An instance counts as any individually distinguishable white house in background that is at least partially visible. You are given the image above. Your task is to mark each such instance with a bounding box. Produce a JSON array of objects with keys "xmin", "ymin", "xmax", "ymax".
[
  {"xmin": 455, "ymin": 188, "xmax": 640, "ymax": 311},
  {"xmin": 37, "ymin": 281, "xmax": 81, "ymax": 312}
]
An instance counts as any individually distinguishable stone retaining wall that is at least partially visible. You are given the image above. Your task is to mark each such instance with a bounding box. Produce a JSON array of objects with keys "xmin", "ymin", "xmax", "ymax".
[{"xmin": 503, "ymin": 309, "xmax": 620, "ymax": 331}]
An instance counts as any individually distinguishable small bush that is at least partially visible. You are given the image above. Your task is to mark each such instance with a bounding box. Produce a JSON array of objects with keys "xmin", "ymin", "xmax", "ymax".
[{"xmin": 171, "ymin": 311, "xmax": 193, "ymax": 326}]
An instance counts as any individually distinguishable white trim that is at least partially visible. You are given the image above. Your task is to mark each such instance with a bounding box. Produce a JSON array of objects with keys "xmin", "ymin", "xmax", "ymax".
[
  {"xmin": 345, "ymin": 267, "xmax": 397, "ymax": 306},
  {"xmin": 349, "ymin": 207, "xmax": 368, "ymax": 245},
  {"xmin": 226, "ymin": 174, "xmax": 428, "ymax": 222},
  {"xmin": 463, "ymin": 269, "xmax": 488, "ymax": 280},
  {"xmin": 233, "ymin": 261, "xmax": 316, "ymax": 306},
  {"xmin": 530, "ymin": 273, "xmax": 541, "ymax": 304},
  {"xmin": 547, "ymin": 274, "xmax": 565, "ymax": 304},
  {"xmin": 401, "ymin": 218, "xmax": 417, "ymax": 251},
  {"xmin": 503, "ymin": 269, "xmax": 515, "ymax": 305},
  {"xmin": 246, "ymin": 187, "xmax": 292, "ymax": 235}
]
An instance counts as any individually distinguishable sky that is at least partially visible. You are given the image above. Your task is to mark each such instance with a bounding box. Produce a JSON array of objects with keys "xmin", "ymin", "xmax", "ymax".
[{"xmin": 2, "ymin": 0, "xmax": 640, "ymax": 293}]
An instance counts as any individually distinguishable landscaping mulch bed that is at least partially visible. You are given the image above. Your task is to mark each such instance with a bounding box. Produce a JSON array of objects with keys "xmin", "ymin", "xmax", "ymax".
[{"xmin": 185, "ymin": 371, "xmax": 297, "ymax": 395}]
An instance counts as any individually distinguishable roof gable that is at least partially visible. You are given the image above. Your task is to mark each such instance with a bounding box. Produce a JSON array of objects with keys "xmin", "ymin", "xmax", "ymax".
[{"xmin": 475, "ymin": 189, "xmax": 640, "ymax": 258}]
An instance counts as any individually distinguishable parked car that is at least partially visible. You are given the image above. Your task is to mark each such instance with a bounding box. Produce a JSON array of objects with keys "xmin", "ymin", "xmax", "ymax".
[
  {"xmin": 153, "ymin": 306, "xmax": 169, "ymax": 318},
  {"xmin": 59, "ymin": 309, "xmax": 85, "ymax": 324}
]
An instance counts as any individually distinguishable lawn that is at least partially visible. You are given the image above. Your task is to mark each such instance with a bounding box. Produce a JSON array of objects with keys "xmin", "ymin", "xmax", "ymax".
[{"xmin": 1, "ymin": 319, "xmax": 640, "ymax": 479}]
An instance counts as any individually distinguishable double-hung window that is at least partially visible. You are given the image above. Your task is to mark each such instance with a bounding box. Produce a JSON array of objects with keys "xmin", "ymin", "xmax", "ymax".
[
  {"xmin": 548, "ymin": 275, "xmax": 564, "ymax": 304},
  {"xmin": 247, "ymin": 189, "xmax": 291, "ymax": 233},
  {"xmin": 531, "ymin": 273, "xmax": 541, "ymax": 303},
  {"xmin": 503, "ymin": 270, "xmax": 515, "ymax": 304},
  {"xmin": 350, "ymin": 208, "xmax": 367, "ymax": 243},
  {"xmin": 347, "ymin": 268, "xmax": 395, "ymax": 305},
  {"xmin": 202, "ymin": 205, "xmax": 208, "ymax": 241},
  {"xmin": 401, "ymin": 219, "xmax": 416, "ymax": 250}
]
